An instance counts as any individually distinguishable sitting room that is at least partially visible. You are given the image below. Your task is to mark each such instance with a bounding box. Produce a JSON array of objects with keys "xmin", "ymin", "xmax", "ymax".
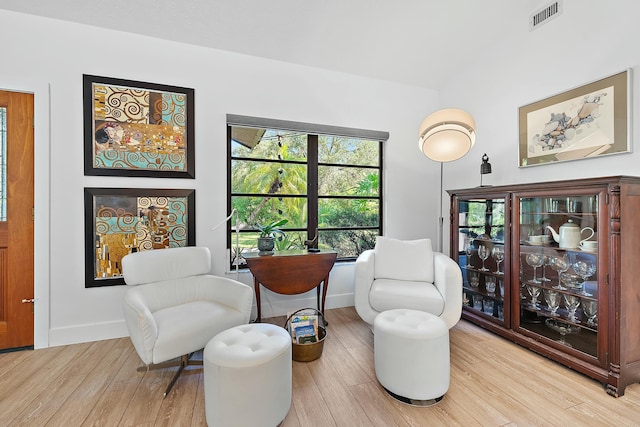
[{"xmin": 1, "ymin": 0, "xmax": 640, "ymax": 425}]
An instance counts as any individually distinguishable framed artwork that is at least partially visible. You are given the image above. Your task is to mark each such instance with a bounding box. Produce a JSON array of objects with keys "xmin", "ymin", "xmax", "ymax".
[
  {"xmin": 83, "ymin": 75, "xmax": 195, "ymax": 178},
  {"xmin": 84, "ymin": 187, "xmax": 195, "ymax": 287},
  {"xmin": 518, "ymin": 69, "xmax": 631, "ymax": 167}
]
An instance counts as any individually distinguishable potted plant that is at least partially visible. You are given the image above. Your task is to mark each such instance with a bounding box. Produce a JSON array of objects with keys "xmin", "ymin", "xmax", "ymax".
[{"xmin": 255, "ymin": 219, "xmax": 288, "ymax": 254}]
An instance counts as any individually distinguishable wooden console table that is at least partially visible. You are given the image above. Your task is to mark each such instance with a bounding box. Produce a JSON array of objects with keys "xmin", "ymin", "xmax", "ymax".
[{"xmin": 243, "ymin": 249, "xmax": 337, "ymax": 322}]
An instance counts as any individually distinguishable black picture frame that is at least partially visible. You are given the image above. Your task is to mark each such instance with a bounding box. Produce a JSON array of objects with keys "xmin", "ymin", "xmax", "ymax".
[
  {"xmin": 84, "ymin": 187, "xmax": 196, "ymax": 287},
  {"xmin": 83, "ymin": 74, "xmax": 195, "ymax": 178}
]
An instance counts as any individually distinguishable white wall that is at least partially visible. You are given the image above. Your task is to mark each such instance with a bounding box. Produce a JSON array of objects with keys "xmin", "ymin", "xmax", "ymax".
[
  {"xmin": 439, "ymin": 0, "xmax": 640, "ymax": 254},
  {"xmin": 0, "ymin": 10, "xmax": 439, "ymax": 347}
]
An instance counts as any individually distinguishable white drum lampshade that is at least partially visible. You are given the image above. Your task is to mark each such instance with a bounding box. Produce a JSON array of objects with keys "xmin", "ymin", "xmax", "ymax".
[{"xmin": 418, "ymin": 109, "xmax": 476, "ymax": 162}]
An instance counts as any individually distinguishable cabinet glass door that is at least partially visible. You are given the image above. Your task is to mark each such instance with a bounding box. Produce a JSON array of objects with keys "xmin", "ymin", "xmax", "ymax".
[
  {"xmin": 457, "ymin": 198, "xmax": 507, "ymax": 323},
  {"xmin": 517, "ymin": 194, "xmax": 599, "ymax": 357}
]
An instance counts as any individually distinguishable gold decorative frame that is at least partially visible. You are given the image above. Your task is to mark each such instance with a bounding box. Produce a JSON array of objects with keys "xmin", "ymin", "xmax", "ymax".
[
  {"xmin": 83, "ymin": 75, "xmax": 195, "ymax": 178},
  {"xmin": 84, "ymin": 187, "xmax": 195, "ymax": 287},
  {"xmin": 518, "ymin": 69, "xmax": 631, "ymax": 167}
]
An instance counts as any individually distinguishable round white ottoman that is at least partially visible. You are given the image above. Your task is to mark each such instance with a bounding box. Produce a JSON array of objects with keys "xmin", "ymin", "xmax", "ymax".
[
  {"xmin": 204, "ymin": 323, "xmax": 292, "ymax": 427},
  {"xmin": 374, "ymin": 309, "xmax": 449, "ymax": 405}
]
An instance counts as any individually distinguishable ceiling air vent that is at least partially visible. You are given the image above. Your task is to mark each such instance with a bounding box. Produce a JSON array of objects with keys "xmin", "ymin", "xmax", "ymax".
[{"xmin": 529, "ymin": 1, "xmax": 563, "ymax": 31}]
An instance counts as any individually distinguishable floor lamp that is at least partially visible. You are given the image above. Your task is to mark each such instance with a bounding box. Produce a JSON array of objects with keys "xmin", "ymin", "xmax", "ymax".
[{"xmin": 418, "ymin": 109, "xmax": 476, "ymax": 253}]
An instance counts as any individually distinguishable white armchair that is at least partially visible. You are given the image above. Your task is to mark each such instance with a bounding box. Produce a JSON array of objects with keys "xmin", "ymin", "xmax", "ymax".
[
  {"xmin": 122, "ymin": 246, "xmax": 253, "ymax": 396},
  {"xmin": 354, "ymin": 237, "xmax": 462, "ymax": 329}
]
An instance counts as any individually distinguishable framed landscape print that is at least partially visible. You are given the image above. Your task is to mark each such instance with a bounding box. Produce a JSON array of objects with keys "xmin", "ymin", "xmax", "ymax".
[
  {"xmin": 84, "ymin": 187, "xmax": 195, "ymax": 287},
  {"xmin": 83, "ymin": 75, "xmax": 195, "ymax": 178},
  {"xmin": 518, "ymin": 69, "xmax": 631, "ymax": 167}
]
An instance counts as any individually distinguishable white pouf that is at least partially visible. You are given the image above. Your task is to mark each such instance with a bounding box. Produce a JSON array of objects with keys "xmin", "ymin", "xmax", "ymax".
[
  {"xmin": 374, "ymin": 309, "xmax": 450, "ymax": 404},
  {"xmin": 204, "ymin": 323, "xmax": 292, "ymax": 427}
]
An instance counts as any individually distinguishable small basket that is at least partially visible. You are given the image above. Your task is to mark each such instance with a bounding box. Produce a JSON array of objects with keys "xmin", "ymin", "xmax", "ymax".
[{"xmin": 284, "ymin": 308, "xmax": 327, "ymax": 362}]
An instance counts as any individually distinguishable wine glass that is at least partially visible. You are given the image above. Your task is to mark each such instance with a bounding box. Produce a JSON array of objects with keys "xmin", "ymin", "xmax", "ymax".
[
  {"xmin": 525, "ymin": 252, "xmax": 544, "ymax": 284},
  {"xmin": 549, "ymin": 255, "xmax": 569, "ymax": 290},
  {"xmin": 540, "ymin": 254, "xmax": 552, "ymax": 282},
  {"xmin": 478, "ymin": 245, "xmax": 490, "ymax": 272},
  {"xmin": 563, "ymin": 294, "xmax": 581, "ymax": 322},
  {"xmin": 465, "ymin": 239, "xmax": 475, "ymax": 268},
  {"xmin": 492, "ymin": 246, "xmax": 505, "ymax": 275},
  {"xmin": 544, "ymin": 289, "xmax": 561, "ymax": 316},
  {"xmin": 526, "ymin": 284, "xmax": 541, "ymax": 310},
  {"xmin": 582, "ymin": 299, "xmax": 598, "ymax": 326},
  {"xmin": 573, "ymin": 260, "xmax": 596, "ymax": 296}
]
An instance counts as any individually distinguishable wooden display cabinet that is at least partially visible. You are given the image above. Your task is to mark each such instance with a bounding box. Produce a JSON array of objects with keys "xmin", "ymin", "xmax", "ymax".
[{"xmin": 448, "ymin": 176, "xmax": 640, "ymax": 397}]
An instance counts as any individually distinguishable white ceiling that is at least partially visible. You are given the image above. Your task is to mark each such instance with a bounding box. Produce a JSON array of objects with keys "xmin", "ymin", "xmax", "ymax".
[{"xmin": 0, "ymin": 0, "xmax": 544, "ymax": 89}]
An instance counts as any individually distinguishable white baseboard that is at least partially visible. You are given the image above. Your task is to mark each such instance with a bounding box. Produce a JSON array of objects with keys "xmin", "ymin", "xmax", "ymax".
[
  {"xmin": 47, "ymin": 294, "xmax": 356, "ymax": 347},
  {"xmin": 49, "ymin": 320, "xmax": 129, "ymax": 347},
  {"xmin": 253, "ymin": 292, "xmax": 354, "ymax": 320}
]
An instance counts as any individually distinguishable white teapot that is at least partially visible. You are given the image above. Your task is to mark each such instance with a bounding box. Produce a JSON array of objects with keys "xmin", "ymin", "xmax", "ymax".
[{"xmin": 546, "ymin": 219, "xmax": 595, "ymax": 249}]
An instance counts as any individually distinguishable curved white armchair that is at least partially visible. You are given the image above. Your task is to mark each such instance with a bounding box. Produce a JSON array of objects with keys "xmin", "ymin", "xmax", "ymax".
[
  {"xmin": 122, "ymin": 246, "xmax": 253, "ymax": 396},
  {"xmin": 354, "ymin": 237, "xmax": 462, "ymax": 329}
]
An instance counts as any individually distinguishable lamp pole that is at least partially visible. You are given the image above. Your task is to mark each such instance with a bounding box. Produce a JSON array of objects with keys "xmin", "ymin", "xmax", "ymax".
[{"xmin": 438, "ymin": 162, "xmax": 444, "ymax": 253}]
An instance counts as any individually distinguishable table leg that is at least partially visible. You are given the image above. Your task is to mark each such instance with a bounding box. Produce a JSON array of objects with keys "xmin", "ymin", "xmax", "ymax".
[
  {"xmin": 254, "ymin": 278, "xmax": 262, "ymax": 322},
  {"xmin": 321, "ymin": 274, "xmax": 329, "ymax": 326}
]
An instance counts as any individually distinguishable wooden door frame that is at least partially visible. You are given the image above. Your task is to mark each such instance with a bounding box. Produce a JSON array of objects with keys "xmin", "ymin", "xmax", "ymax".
[{"xmin": 1, "ymin": 82, "xmax": 51, "ymax": 349}]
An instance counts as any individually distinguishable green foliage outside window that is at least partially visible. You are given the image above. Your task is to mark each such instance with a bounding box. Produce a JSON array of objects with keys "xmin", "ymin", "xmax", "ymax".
[{"xmin": 229, "ymin": 127, "xmax": 382, "ymax": 265}]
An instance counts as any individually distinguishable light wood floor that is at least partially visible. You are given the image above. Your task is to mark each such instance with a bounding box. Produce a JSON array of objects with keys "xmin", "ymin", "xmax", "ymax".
[{"xmin": 1, "ymin": 306, "xmax": 639, "ymax": 426}]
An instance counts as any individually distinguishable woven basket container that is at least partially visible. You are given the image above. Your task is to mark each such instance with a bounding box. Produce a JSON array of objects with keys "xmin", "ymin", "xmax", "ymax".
[{"xmin": 285, "ymin": 308, "xmax": 327, "ymax": 362}]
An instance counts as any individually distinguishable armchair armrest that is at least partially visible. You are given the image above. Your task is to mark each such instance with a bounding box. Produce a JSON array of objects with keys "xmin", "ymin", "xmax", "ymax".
[
  {"xmin": 197, "ymin": 276, "xmax": 254, "ymax": 323},
  {"xmin": 354, "ymin": 249, "xmax": 378, "ymax": 325},
  {"xmin": 123, "ymin": 288, "xmax": 159, "ymax": 365},
  {"xmin": 433, "ymin": 252, "xmax": 463, "ymax": 328}
]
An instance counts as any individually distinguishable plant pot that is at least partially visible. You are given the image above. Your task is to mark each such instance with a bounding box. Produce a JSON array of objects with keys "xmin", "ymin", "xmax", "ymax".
[{"xmin": 257, "ymin": 236, "xmax": 275, "ymax": 254}]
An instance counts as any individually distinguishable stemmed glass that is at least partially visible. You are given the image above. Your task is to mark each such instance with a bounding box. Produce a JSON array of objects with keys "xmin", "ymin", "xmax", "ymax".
[
  {"xmin": 582, "ymin": 299, "xmax": 598, "ymax": 326},
  {"xmin": 465, "ymin": 239, "xmax": 475, "ymax": 268},
  {"xmin": 563, "ymin": 294, "xmax": 581, "ymax": 322},
  {"xmin": 573, "ymin": 259, "xmax": 596, "ymax": 297},
  {"xmin": 544, "ymin": 289, "xmax": 561, "ymax": 316},
  {"xmin": 545, "ymin": 318, "xmax": 580, "ymax": 348},
  {"xmin": 525, "ymin": 284, "xmax": 541, "ymax": 310},
  {"xmin": 478, "ymin": 245, "xmax": 490, "ymax": 272},
  {"xmin": 492, "ymin": 246, "xmax": 505, "ymax": 275},
  {"xmin": 540, "ymin": 255, "xmax": 552, "ymax": 282},
  {"xmin": 525, "ymin": 252, "xmax": 544, "ymax": 284},
  {"xmin": 549, "ymin": 255, "xmax": 569, "ymax": 290}
]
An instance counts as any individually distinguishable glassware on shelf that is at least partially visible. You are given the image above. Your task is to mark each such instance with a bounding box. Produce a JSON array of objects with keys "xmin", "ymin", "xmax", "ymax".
[
  {"xmin": 478, "ymin": 244, "xmax": 490, "ymax": 272},
  {"xmin": 485, "ymin": 277, "xmax": 496, "ymax": 294},
  {"xmin": 525, "ymin": 252, "xmax": 544, "ymax": 284},
  {"xmin": 525, "ymin": 284, "xmax": 541, "ymax": 310},
  {"xmin": 549, "ymin": 255, "xmax": 569, "ymax": 290},
  {"xmin": 563, "ymin": 294, "xmax": 581, "ymax": 322},
  {"xmin": 465, "ymin": 239, "xmax": 475, "ymax": 268},
  {"xmin": 483, "ymin": 299, "xmax": 494, "ymax": 315},
  {"xmin": 545, "ymin": 318, "xmax": 581, "ymax": 348},
  {"xmin": 472, "ymin": 295, "xmax": 483, "ymax": 311},
  {"xmin": 573, "ymin": 259, "xmax": 596, "ymax": 296},
  {"xmin": 498, "ymin": 279, "xmax": 505, "ymax": 297},
  {"xmin": 469, "ymin": 271, "xmax": 480, "ymax": 288},
  {"xmin": 540, "ymin": 254, "xmax": 552, "ymax": 282},
  {"xmin": 492, "ymin": 246, "xmax": 505, "ymax": 275},
  {"xmin": 582, "ymin": 299, "xmax": 598, "ymax": 326},
  {"xmin": 544, "ymin": 289, "xmax": 561, "ymax": 317}
]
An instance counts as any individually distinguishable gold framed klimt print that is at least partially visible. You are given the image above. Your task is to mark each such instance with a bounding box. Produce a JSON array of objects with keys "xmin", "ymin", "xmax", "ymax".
[
  {"xmin": 84, "ymin": 187, "xmax": 195, "ymax": 287},
  {"xmin": 518, "ymin": 69, "xmax": 631, "ymax": 167},
  {"xmin": 83, "ymin": 75, "xmax": 195, "ymax": 178}
]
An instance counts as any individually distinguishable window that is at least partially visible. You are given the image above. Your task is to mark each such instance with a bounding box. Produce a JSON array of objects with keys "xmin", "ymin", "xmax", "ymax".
[{"xmin": 227, "ymin": 115, "xmax": 387, "ymax": 268}]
